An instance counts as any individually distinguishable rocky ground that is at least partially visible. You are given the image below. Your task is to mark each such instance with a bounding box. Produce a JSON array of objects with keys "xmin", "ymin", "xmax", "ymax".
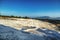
[
  {"xmin": 0, "ymin": 18, "xmax": 56, "ymax": 30},
  {"xmin": 0, "ymin": 18, "xmax": 60, "ymax": 40}
]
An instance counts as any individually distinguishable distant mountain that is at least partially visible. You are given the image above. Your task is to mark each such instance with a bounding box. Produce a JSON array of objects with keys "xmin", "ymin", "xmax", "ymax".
[
  {"xmin": 51, "ymin": 17, "xmax": 60, "ymax": 20},
  {"xmin": 36, "ymin": 16, "xmax": 51, "ymax": 19},
  {"xmin": 31, "ymin": 16, "xmax": 60, "ymax": 20}
]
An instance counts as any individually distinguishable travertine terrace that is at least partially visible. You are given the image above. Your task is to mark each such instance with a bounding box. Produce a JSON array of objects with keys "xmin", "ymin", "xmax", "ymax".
[{"xmin": 0, "ymin": 18, "xmax": 56, "ymax": 30}]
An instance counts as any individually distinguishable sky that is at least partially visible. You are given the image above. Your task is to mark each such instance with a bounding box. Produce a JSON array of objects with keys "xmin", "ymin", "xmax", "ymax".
[{"xmin": 0, "ymin": 0, "xmax": 60, "ymax": 17}]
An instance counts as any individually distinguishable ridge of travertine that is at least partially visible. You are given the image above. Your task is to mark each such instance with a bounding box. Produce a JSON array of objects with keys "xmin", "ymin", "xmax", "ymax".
[{"xmin": 0, "ymin": 18, "xmax": 56, "ymax": 30}]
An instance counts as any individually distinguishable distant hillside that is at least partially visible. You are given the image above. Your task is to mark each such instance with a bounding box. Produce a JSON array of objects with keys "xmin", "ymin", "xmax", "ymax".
[{"xmin": 0, "ymin": 15, "xmax": 30, "ymax": 19}]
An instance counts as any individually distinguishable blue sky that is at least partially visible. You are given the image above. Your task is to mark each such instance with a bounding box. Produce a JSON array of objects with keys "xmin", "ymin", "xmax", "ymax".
[{"xmin": 0, "ymin": 0, "xmax": 60, "ymax": 17}]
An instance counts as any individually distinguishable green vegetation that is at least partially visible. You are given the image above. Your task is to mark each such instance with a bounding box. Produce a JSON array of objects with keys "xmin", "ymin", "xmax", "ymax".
[{"xmin": 0, "ymin": 14, "xmax": 30, "ymax": 19}]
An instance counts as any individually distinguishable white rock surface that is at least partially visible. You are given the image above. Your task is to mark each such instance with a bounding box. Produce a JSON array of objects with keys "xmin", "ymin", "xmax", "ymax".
[
  {"xmin": 0, "ymin": 18, "xmax": 59, "ymax": 40},
  {"xmin": 0, "ymin": 18, "xmax": 56, "ymax": 30},
  {"xmin": 0, "ymin": 24, "xmax": 60, "ymax": 40}
]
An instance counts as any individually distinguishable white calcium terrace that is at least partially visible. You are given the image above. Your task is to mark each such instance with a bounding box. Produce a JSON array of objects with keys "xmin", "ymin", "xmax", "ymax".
[
  {"xmin": 0, "ymin": 24, "xmax": 60, "ymax": 40},
  {"xmin": 0, "ymin": 18, "xmax": 60, "ymax": 40},
  {"xmin": 0, "ymin": 18, "xmax": 56, "ymax": 30}
]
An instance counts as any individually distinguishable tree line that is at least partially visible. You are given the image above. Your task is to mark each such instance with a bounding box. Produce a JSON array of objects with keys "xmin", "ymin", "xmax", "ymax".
[{"xmin": 0, "ymin": 14, "xmax": 30, "ymax": 19}]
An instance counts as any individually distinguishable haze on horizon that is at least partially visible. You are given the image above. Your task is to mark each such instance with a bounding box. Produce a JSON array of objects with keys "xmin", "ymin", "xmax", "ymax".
[{"xmin": 0, "ymin": 0, "xmax": 60, "ymax": 17}]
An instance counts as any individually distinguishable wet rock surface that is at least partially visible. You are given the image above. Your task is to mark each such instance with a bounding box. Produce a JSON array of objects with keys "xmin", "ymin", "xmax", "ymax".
[{"xmin": 0, "ymin": 24, "xmax": 60, "ymax": 40}]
